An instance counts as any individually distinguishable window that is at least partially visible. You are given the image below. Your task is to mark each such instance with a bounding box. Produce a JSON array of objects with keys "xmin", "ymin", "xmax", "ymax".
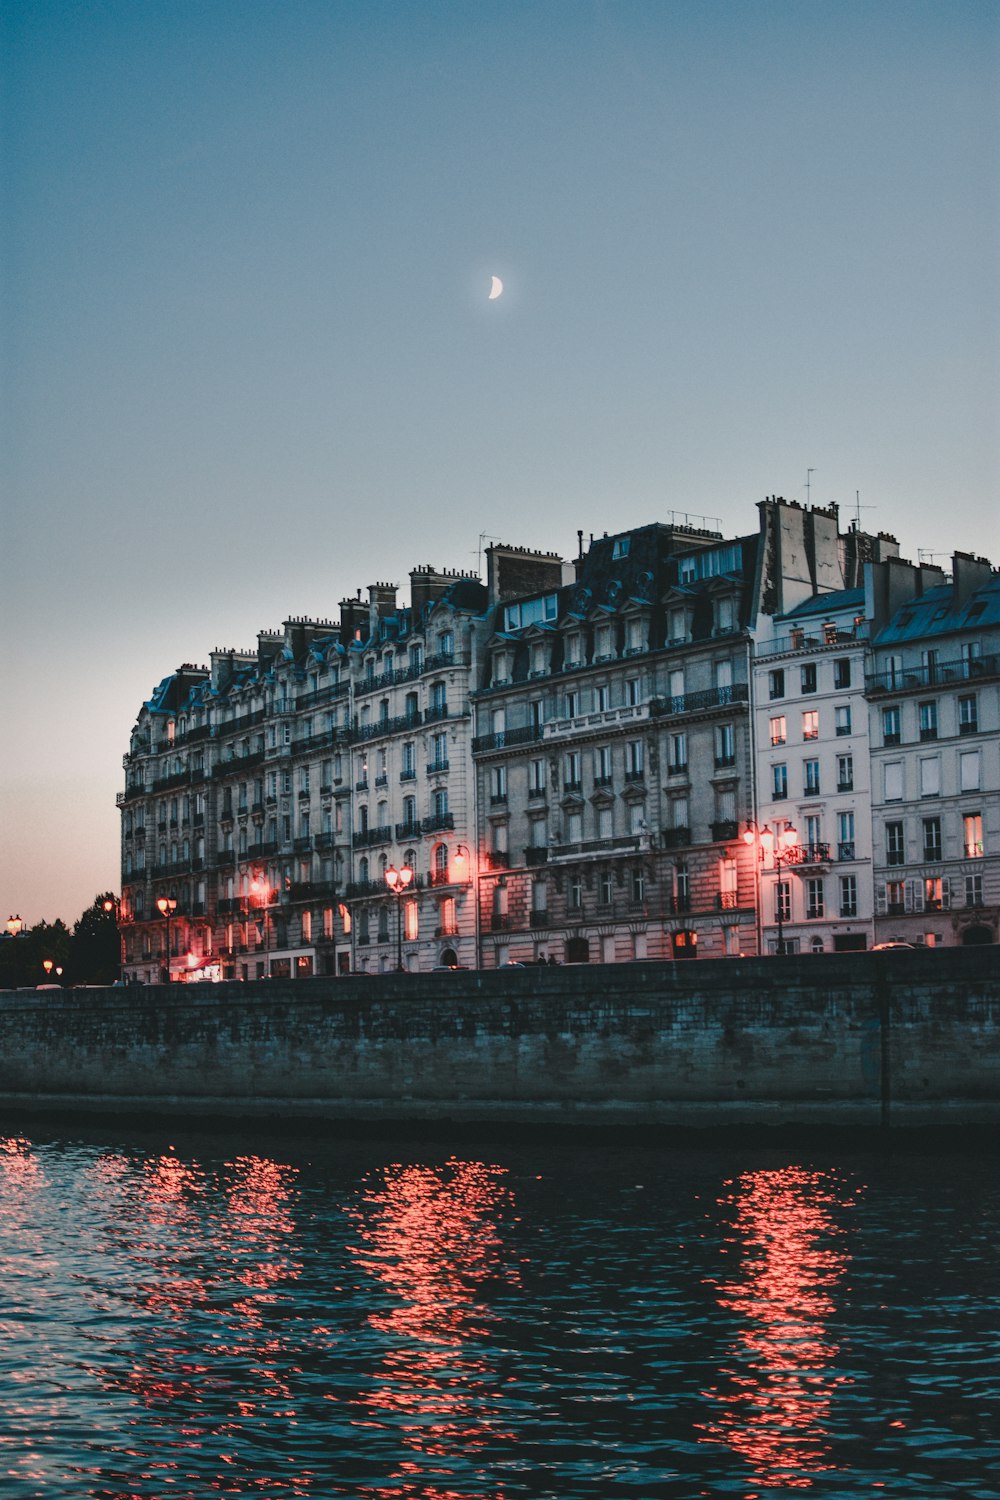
[
  {"xmin": 884, "ymin": 761, "xmax": 903, "ymax": 802},
  {"xmin": 839, "ymin": 875, "xmax": 857, "ymax": 918},
  {"xmin": 769, "ymin": 716, "xmax": 786, "ymax": 746},
  {"xmin": 565, "ymin": 751, "xmax": 582, "ymax": 790},
  {"xmin": 669, "ymin": 733, "xmax": 688, "ymax": 773},
  {"xmin": 715, "ymin": 724, "xmax": 735, "ymax": 767},
  {"xmin": 958, "ymin": 695, "xmax": 978, "ymax": 734},
  {"xmin": 626, "ymin": 740, "xmax": 643, "ymax": 777},
  {"xmin": 918, "ymin": 701, "xmax": 938, "ymax": 741},
  {"xmin": 835, "ymin": 705, "xmax": 852, "ymax": 737},
  {"xmin": 529, "ymin": 758, "xmax": 546, "ymax": 794},
  {"xmin": 599, "ymin": 869, "xmax": 613, "ymax": 905},
  {"xmin": 596, "ymin": 683, "xmax": 610, "ymax": 712},
  {"xmin": 402, "ymin": 795, "xmax": 417, "ymax": 829},
  {"xmin": 433, "ymin": 788, "xmax": 449, "ymax": 819},
  {"xmin": 439, "ymin": 631, "xmax": 454, "ymax": 657},
  {"xmin": 963, "ymin": 814, "xmax": 983, "ymax": 859},
  {"xmin": 504, "ymin": 594, "xmax": 558, "ymax": 631},
  {"xmin": 323, "ymin": 907, "xmax": 334, "ymax": 940},
  {"xmin": 837, "ymin": 754, "xmax": 854, "ymax": 792},
  {"xmin": 772, "ymin": 763, "xmax": 788, "ymax": 799},
  {"xmin": 774, "ymin": 882, "xmax": 791, "ymax": 923},
  {"xmin": 803, "ymin": 759, "xmax": 820, "ymax": 796},
  {"xmin": 802, "ymin": 710, "xmax": 819, "ymax": 741},
  {"xmin": 966, "ymin": 874, "xmax": 983, "ymax": 906},
  {"xmin": 631, "ymin": 868, "xmax": 646, "ymax": 904},
  {"xmin": 491, "ymin": 765, "xmax": 507, "ymax": 802},
  {"xmin": 919, "ymin": 757, "xmax": 940, "ymax": 798},
  {"xmin": 924, "ymin": 877, "xmax": 945, "ymax": 911},
  {"xmin": 959, "ymin": 751, "xmax": 980, "ymax": 793},
  {"xmin": 675, "ymin": 863, "xmax": 690, "ymax": 912},
  {"xmin": 886, "ymin": 822, "xmax": 905, "ymax": 866},
  {"xmin": 626, "ymin": 677, "xmax": 641, "ymax": 706},
  {"xmin": 594, "ymin": 745, "xmax": 613, "ymax": 783},
  {"xmin": 568, "ymin": 875, "xmax": 583, "ymax": 911},
  {"xmin": 883, "ymin": 707, "xmax": 901, "ymax": 745},
  {"xmin": 806, "ymin": 878, "xmax": 824, "ymax": 920},
  {"xmin": 301, "ymin": 910, "xmax": 312, "ymax": 943},
  {"xmin": 439, "ymin": 896, "xmax": 457, "ymax": 936},
  {"xmin": 922, "ymin": 817, "xmax": 942, "ymax": 862},
  {"xmin": 801, "ymin": 663, "xmax": 817, "ymax": 694},
  {"xmin": 837, "ymin": 811, "xmax": 855, "ymax": 860},
  {"xmin": 401, "ymin": 742, "xmax": 415, "ymax": 778},
  {"xmin": 432, "ymin": 731, "xmax": 448, "ymax": 767},
  {"xmin": 565, "ymin": 690, "xmax": 578, "ymax": 718},
  {"xmin": 404, "ymin": 900, "xmax": 418, "ymax": 941},
  {"xmin": 962, "ymin": 640, "xmax": 982, "ymax": 677},
  {"xmin": 768, "ymin": 669, "xmax": 785, "ymax": 700},
  {"xmin": 921, "ymin": 648, "xmax": 938, "ymax": 685},
  {"xmin": 834, "ymin": 658, "xmax": 851, "ymax": 689}
]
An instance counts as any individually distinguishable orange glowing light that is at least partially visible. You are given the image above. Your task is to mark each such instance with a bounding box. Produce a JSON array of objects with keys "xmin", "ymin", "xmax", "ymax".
[{"xmin": 698, "ymin": 1165, "xmax": 857, "ymax": 1488}]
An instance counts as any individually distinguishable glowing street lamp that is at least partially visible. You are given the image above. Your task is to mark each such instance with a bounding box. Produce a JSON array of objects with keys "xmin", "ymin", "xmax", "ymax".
[
  {"xmin": 249, "ymin": 878, "xmax": 273, "ymax": 977},
  {"xmin": 156, "ymin": 896, "xmax": 177, "ymax": 982},
  {"xmin": 744, "ymin": 820, "xmax": 800, "ymax": 955},
  {"xmin": 384, "ymin": 863, "xmax": 414, "ymax": 971},
  {"xmin": 5, "ymin": 915, "xmax": 26, "ymax": 989}
]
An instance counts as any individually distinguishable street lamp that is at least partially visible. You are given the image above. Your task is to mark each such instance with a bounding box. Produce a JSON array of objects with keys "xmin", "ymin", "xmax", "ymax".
[
  {"xmin": 103, "ymin": 897, "xmax": 126, "ymax": 981},
  {"xmin": 384, "ymin": 863, "xmax": 414, "ymax": 971},
  {"xmin": 249, "ymin": 878, "xmax": 272, "ymax": 978},
  {"xmin": 156, "ymin": 896, "xmax": 177, "ymax": 982},
  {"xmin": 5, "ymin": 915, "xmax": 26, "ymax": 989},
  {"xmin": 744, "ymin": 820, "xmax": 800, "ymax": 955}
]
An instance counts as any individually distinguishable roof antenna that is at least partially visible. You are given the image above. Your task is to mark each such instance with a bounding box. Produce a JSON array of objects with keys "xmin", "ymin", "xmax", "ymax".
[
  {"xmin": 851, "ymin": 490, "xmax": 875, "ymax": 531},
  {"xmin": 806, "ymin": 468, "xmax": 816, "ymax": 506}
]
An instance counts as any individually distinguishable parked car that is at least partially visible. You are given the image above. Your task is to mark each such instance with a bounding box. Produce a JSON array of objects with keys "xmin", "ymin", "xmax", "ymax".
[{"xmin": 872, "ymin": 942, "xmax": 916, "ymax": 950}]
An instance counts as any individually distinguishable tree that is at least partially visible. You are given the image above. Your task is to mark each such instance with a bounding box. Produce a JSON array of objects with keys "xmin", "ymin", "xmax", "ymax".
[{"xmin": 71, "ymin": 893, "xmax": 122, "ymax": 985}]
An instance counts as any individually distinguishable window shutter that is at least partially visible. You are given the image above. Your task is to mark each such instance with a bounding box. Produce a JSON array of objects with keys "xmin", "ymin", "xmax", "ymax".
[{"xmin": 875, "ymin": 888, "xmax": 887, "ymax": 916}]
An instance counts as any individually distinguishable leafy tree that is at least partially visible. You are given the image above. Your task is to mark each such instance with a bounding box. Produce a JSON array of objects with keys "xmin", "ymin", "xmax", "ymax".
[{"xmin": 71, "ymin": 893, "xmax": 122, "ymax": 985}]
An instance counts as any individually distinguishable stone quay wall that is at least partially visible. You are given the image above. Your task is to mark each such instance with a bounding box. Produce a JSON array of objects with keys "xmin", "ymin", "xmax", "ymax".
[{"xmin": 0, "ymin": 949, "xmax": 997, "ymax": 1128}]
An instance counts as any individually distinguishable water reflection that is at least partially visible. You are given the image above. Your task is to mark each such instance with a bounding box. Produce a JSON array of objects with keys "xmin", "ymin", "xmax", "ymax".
[
  {"xmin": 82, "ymin": 1146, "xmax": 310, "ymax": 1497},
  {"xmin": 348, "ymin": 1158, "xmax": 518, "ymax": 1498},
  {"xmin": 699, "ymin": 1165, "xmax": 855, "ymax": 1491}
]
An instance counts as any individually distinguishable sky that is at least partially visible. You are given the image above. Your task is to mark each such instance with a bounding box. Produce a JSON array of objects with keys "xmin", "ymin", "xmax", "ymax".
[{"xmin": 2, "ymin": 0, "xmax": 998, "ymax": 925}]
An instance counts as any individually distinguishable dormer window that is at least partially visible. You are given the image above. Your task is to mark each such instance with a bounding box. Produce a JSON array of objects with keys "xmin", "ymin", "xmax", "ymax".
[{"xmin": 612, "ymin": 537, "xmax": 630, "ymax": 559}]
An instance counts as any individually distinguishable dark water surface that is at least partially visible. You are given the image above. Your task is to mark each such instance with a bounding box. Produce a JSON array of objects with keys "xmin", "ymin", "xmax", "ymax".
[{"xmin": 0, "ymin": 1123, "xmax": 997, "ymax": 1499}]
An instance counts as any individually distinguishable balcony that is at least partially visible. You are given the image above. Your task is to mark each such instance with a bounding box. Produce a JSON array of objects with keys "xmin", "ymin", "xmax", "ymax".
[
  {"xmin": 563, "ymin": 779, "xmax": 583, "ymax": 795},
  {"xmin": 710, "ymin": 821, "xmax": 738, "ymax": 842},
  {"xmin": 667, "ymin": 894, "xmax": 692, "ymax": 914},
  {"xmin": 714, "ymin": 755, "xmax": 736, "ymax": 770},
  {"xmin": 524, "ymin": 847, "xmax": 549, "ymax": 866},
  {"xmin": 650, "ymin": 683, "xmax": 749, "ymax": 718},
  {"xmin": 797, "ymin": 842, "xmax": 831, "ymax": 867},
  {"xmin": 395, "ymin": 820, "xmax": 422, "ymax": 841},
  {"xmin": 715, "ymin": 892, "xmax": 740, "ymax": 910},
  {"xmin": 293, "ymin": 836, "xmax": 312, "ymax": 853},
  {"xmin": 490, "ymin": 914, "xmax": 510, "ymax": 932},
  {"xmin": 923, "ymin": 846, "xmax": 943, "ymax": 864},
  {"xmin": 624, "ymin": 769, "xmax": 645, "ymax": 783},
  {"xmin": 314, "ymin": 831, "xmax": 336, "ymax": 850},
  {"xmin": 352, "ymin": 826, "xmax": 393, "ymax": 848},
  {"xmin": 400, "ymin": 768, "xmax": 417, "ymax": 781},
  {"xmin": 485, "ymin": 851, "xmax": 510, "ymax": 871},
  {"xmin": 837, "ymin": 841, "xmax": 856, "ymax": 861},
  {"xmin": 472, "ymin": 724, "xmax": 545, "ymax": 754},
  {"xmin": 422, "ymin": 812, "xmax": 455, "ymax": 833},
  {"xmin": 529, "ymin": 910, "xmax": 549, "ymax": 927},
  {"xmin": 427, "ymin": 760, "xmax": 450, "ymax": 775},
  {"xmin": 662, "ymin": 827, "xmax": 692, "ymax": 850},
  {"xmin": 866, "ymin": 653, "xmax": 999, "ymax": 695}
]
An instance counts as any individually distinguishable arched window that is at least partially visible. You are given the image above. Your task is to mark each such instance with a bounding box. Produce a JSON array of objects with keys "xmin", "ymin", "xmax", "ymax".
[
  {"xmin": 434, "ymin": 843, "xmax": 448, "ymax": 876},
  {"xmin": 359, "ymin": 857, "xmax": 369, "ymax": 884}
]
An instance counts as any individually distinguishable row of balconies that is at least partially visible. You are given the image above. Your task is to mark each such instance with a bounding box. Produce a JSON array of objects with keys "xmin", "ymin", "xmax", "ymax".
[{"xmin": 866, "ymin": 653, "xmax": 997, "ymax": 696}]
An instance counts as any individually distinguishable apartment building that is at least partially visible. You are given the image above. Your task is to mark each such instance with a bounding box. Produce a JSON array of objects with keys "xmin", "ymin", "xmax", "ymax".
[
  {"xmin": 867, "ymin": 552, "xmax": 999, "ymax": 946},
  {"xmin": 471, "ymin": 523, "xmax": 761, "ymax": 964},
  {"xmin": 117, "ymin": 510, "xmax": 998, "ymax": 979}
]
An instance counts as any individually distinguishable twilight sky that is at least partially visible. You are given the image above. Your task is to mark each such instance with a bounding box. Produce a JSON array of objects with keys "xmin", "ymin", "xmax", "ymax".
[{"xmin": 2, "ymin": 0, "xmax": 998, "ymax": 925}]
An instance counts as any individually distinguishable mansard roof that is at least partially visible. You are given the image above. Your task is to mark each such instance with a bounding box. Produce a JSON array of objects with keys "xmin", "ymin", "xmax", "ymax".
[{"xmin": 874, "ymin": 576, "xmax": 1000, "ymax": 645}]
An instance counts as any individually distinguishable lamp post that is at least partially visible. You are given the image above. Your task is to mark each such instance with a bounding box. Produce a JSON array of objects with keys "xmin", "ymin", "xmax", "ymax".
[
  {"xmin": 743, "ymin": 820, "xmax": 799, "ymax": 955},
  {"xmin": 156, "ymin": 896, "xmax": 177, "ymax": 982},
  {"xmin": 384, "ymin": 863, "xmax": 414, "ymax": 971},
  {"xmin": 250, "ymin": 878, "xmax": 272, "ymax": 978},
  {"xmin": 5, "ymin": 915, "xmax": 26, "ymax": 989},
  {"xmin": 103, "ymin": 897, "xmax": 125, "ymax": 981}
]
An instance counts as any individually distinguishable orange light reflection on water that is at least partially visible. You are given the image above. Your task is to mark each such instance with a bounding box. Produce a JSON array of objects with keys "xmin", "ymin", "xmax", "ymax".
[
  {"xmin": 348, "ymin": 1158, "xmax": 519, "ymax": 1499},
  {"xmin": 699, "ymin": 1165, "xmax": 857, "ymax": 1492}
]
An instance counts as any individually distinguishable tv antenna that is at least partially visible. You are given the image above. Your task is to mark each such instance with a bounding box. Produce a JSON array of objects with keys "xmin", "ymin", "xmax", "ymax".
[
  {"xmin": 805, "ymin": 468, "xmax": 816, "ymax": 505},
  {"xmin": 851, "ymin": 490, "xmax": 876, "ymax": 530},
  {"xmin": 475, "ymin": 532, "xmax": 501, "ymax": 577}
]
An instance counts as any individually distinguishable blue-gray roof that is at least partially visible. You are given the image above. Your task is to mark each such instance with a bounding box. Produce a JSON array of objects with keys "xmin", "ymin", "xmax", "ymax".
[
  {"xmin": 781, "ymin": 588, "xmax": 865, "ymax": 620},
  {"xmin": 874, "ymin": 576, "xmax": 1000, "ymax": 645}
]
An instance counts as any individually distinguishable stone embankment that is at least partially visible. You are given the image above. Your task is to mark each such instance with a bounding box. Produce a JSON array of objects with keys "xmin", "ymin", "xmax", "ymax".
[{"xmin": 0, "ymin": 949, "xmax": 997, "ymax": 1127}]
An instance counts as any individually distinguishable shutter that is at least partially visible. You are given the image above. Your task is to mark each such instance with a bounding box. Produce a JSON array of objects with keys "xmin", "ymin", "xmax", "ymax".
[
  {"xmin": 941, "ymin": 877, "xmax": 951, "ymax": 911},
  {"xmin": 875, "ymin": 888, "xmax": 887, "ymax": 916},
  {"xmin": 909, "ymin": 881, "xmax": 924, "ymax": 913}
]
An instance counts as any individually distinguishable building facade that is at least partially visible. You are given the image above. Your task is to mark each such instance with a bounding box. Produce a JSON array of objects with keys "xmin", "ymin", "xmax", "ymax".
[{"xmin": 117, "ymin": 509, "xmax": 998, "ymax": 978}]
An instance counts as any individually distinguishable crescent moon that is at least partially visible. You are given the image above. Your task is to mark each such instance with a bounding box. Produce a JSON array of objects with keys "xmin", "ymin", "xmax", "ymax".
[{"xmin": 488, "ymin": 275, "xmax": 503, "ymax": 300}]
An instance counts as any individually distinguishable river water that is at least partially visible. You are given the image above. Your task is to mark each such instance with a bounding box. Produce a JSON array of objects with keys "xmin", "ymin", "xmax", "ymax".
[{"xmin": 0, "ymin": 1124, "xmax": 996, "ymax": 1499}]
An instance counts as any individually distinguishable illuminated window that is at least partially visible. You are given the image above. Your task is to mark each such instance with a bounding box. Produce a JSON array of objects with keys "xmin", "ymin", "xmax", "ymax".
[{"xmin": 802, "ymin": 710, "xmax": 819, "ymax": 740}]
